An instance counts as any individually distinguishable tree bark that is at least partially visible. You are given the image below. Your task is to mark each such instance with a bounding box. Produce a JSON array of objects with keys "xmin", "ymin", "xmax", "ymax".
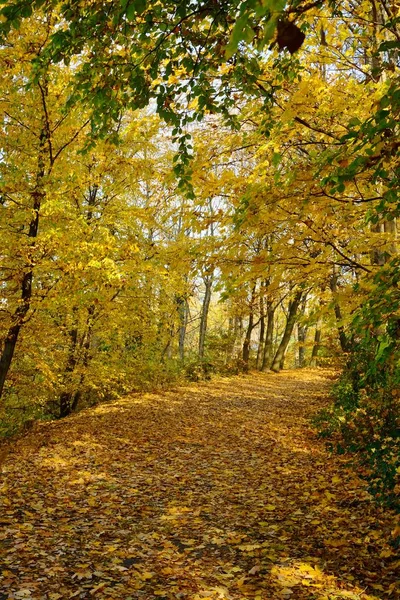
[
  {"xmin": 297, "ymin": 296, "xmax": 308, "ymax": 368},
  {"xmin": 298, "ymin": 323, "xmax": 307, "ymax": 368},
  {"xmin": 58, "ymin": 305, "xmax": 95, "ymax": 418},
  {"xmin": 242, "ymin": 283, "xmax": 257, "ymax": 372},
  {"xmin": 59, "ymin": 325, "xmax": 79, "ymax": 418},
  {"xmin": 177, "ymin": 296, "xmax": 188, "ymax": 361},
  {"xmin": 199, "ymin": 274, "xmax": 213, "ymax": 361},
  {"xmin": 310, "ymin": 327, "xmax": 322, "ymax": 366},
  {"xmin": 242, "ymin": 315, "xmax": 253, "ymax": 371},
  {"xmin": 228, "ymin": 316, "xmax": 242, "ymax": 363},
  {"xmin": 0, "ymin": 128, "xmax": 46, "ymax": 399},
  {"xmin": 261, "ymin": 301, "xmax": 275, "ymax": 370},
  {"xmin": 329, "ymin": 270, "xmax": 350, "ymax": 352},
  {"xmin": 256, "ymin": 295, "xmax": 265, "ymax": 369},
  {"xmin": 270, "ymin": 290, "xmax": 304, "ymax": 372}
]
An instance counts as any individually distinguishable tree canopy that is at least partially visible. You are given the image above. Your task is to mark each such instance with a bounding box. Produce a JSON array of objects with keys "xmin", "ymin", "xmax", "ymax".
[{"xmin": 0, "ymin": 1, "xmax": 322, "ymax": 136}]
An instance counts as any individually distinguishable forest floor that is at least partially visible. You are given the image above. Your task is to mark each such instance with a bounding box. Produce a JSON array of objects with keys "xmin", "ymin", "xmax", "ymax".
[{"xmin": 0, "ymin": 369, "xmax": 398, "ymax": 600}]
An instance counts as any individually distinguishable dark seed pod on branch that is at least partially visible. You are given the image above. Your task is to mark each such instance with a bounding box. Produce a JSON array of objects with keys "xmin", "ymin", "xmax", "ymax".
[{"xmin": 276, "ymin": 20, "xmax": 305, "ymax": 54}]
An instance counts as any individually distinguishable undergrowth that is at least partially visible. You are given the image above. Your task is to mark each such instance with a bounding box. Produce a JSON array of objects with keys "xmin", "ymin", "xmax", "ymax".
[{"xmin": 313, "ymin": 367, "xmax": 400, "ymax": 515}]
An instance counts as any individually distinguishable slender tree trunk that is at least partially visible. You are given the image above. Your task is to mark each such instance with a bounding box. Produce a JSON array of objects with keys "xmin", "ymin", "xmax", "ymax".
[
  {"xmin": 370, "ymin": 0, "xmax": 382, "ymax": 82},
  {"xmin": 261, "ymin": 301, "xmax": 275, "ymax": 370},
  {"xmin": 59, "ymin": 326, "xmax": 79, "ymax": 418},
  {"xmin": 199, "ymin": 198, "xmax": 216, "ymax": 365},
  {"xmin": 65, "ymin": 185, "xmax": 97, "ymax": 411},
  {"xmin": 0, "ymin": 128, "xmax": 47, "ymax": 399},
  {"xmin": 229, "ymin": 316, "xmax": 242, "ymax": 363},
  {"xmin": 329, "ymin": 269, "xmax": 350, "ymax": 352},
  {"xmin": 177, "ymin": 296, "xmax": 188, "ymax": 361},
  {"xmin": 199, "ymin": 274, "xmax": 213, "ymax": 361},
  {"xmin": 237, "ymin": 317, "xmax": 244, "ymax": 360},
  {"xmin": 271, "ymin": 290, "xmax": 304, "ymax": 372},
  {"xmin": 242, "ymin": 314, "xmax": 254, "ymax": 372},
  {"xmin": 298, "ymin": 323, "xmax": 307, "ymax": 368},
  {"xmin": 58, "ymin": 305, "xmax": 95, "ymax": 418},
  {"xmin": 256, "ymin": 295, "xmax": 265, "ymax": 369},
  {"xmin": 310, "ymin": 326, "xmax": 322, "ymax": 367},
  {"xmin": 297, "ymin": 296, "xmax": 308, "ymax": 368},
  {"xmin": 242, "ymin": 283, "xmax": 257, "ymax": 372},
  {"xmin": 58, "ymin": 181, "xmax": 99, "ymax": 417},
  {"xmin": 70, "ymin": 312, "xmax": 94, "ymax": 413}
]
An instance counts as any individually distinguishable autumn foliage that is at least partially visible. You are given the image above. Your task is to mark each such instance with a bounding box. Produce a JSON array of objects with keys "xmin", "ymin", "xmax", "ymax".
[{"xmin": 0, "ymin": 1, "xmax": 399, "ymax": 595}]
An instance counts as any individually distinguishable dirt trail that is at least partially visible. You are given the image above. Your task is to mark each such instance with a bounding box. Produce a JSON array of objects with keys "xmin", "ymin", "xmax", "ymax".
[{"xmin": 0, "ymin": 370, "xmax": 398, "ymax": 600}]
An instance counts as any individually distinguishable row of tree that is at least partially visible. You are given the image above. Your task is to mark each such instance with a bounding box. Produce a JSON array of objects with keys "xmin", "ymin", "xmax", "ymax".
[{"xmin": 0, "ymin": 1, "xmax": 399, "ymax": 434}]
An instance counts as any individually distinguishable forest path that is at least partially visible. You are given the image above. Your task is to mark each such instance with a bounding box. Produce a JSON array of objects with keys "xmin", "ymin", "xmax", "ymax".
[{"xmin": 0, "ymin": 370, "xmax": 398, "ymax": 600}]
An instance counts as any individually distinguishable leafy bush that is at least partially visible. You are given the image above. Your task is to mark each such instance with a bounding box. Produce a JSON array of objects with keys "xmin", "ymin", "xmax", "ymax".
[
  {"xmin": 315, "ymin": 386, "xmax": 400, "ymax": 509},
  {"xmin": 314, "ymin": 268, "xmax": 400, "ymax": 510},
  {"xmin": 315, "ymin": 261, "xmax": 400, "ymax": 511}
]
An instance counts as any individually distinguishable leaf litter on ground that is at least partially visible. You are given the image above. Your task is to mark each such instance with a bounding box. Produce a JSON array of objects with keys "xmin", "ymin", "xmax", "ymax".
[{"xmin": 0, "ymin": 369, "xmax": 398, "ymax": 600}]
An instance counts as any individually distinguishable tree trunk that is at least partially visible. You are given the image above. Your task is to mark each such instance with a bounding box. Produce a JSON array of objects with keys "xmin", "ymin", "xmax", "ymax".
[
  {"xmin": 242, "ymin": 283, "xmax": 257, "ymax": 372},
  {"xmin": 70, "ymin": 312, "xmax": 94, "ymax": 413},
  {"xmin": 261, "ymin": 301, "xmax": 275, "ymax": 370},
  {"xmin": 271, "ymin": 290, "xmax": 304, "ymax": 372},
  {"xmin": 242, "ymin": 314, "xmax": 253, "ymax": 372},
  {"xmin": 226, "ymin": 317, "xmax": 234, "ymax": 363},
  {"xmin": 177, "ymin": 296, "xmax": 188, "ymax": 361},
  {"xmin": 298, "ymin": 323, "xmax": 307, "ymax": 368},
  {"xmin": 199, "ymin": 274, "xmax": 213, "ymax": 361},
  {"xmin": 228, "ymin": 316, "xmax": 242, "ymax": 363},
  {"xmin": 199, "ymin": 198, "xmax": 216, "ymax": 365},
  {"xmin": 0, "ymin": 128, "xmax": 46, "ymax": 400},
  {"xmin": 329, "ymin": 270, "xmax": 350, "ymax": 352},
  {"xmin": 58, "ymin": 305, "xmax": 95, "ymax": 418},
  {"xmin": 58, "ymin": 326, "xmax": 79, "ymax": 418},
  {"xmin": 297, "ymin": 295, "xmax": 308, "ymax": 368},
  {"xmin": 310, "ymin": 327, "xmax": 322, "ymax": 366},
  {"xmin": 256, "ymin": 295, "xmax": 265, "ymax": 369}
]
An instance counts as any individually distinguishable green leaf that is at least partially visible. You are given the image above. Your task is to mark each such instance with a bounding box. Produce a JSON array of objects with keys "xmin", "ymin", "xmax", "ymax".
[
  {"xmin": 125, "ymin": 0, "xmax": 146, "ymax": 20},
  {"xmin": 226, "ymin": 14, "xmax": 250, "ymax": 58},
  {"xmin": 272, "ymin": 152, "xmax": 282, "ymax": 167}
]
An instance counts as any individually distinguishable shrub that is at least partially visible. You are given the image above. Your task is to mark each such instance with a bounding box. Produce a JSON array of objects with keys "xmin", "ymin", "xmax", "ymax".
[{"xmin": 314, "ymin": 262, "xmax": 400, "ymax": 512}]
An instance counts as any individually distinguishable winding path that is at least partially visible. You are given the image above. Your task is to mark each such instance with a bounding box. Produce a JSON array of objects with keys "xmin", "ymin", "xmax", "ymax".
[{"xmin": 0, "ymin": 370, "xmax": 397, "ymax": 599}]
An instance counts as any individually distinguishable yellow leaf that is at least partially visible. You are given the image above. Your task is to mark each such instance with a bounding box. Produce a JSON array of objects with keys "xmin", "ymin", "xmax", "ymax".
[
  {"xmin": 299, "ymin": 564, "xmax": 315, "ymax": 574},
  {"xmin": 239, "ymin": 543, "xmax": 262, "ymax": 551},
  {"xmin": 281, "ymin": 107, "xmax": 295, "ymax": 122}
]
